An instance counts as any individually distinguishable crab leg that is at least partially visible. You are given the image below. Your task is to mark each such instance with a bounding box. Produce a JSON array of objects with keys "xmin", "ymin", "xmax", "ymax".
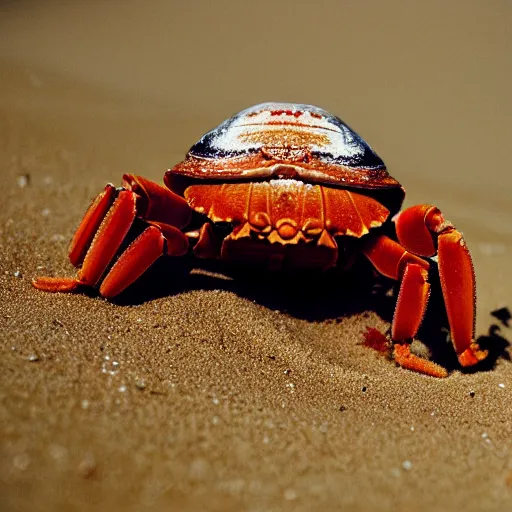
[
  {"xmin": 69, "ymin": 184, "xmax": 117, "ymax": 267},
  {"xmin": 98, "ymin": 222, "xmax": 189, "ymax": 298},
  {"xmin": 33, "ymin": 190, "xmax": 137, "ymax": 293},
  {"xmin": 33, "ymin": 175, "xmax": 192, "ymax": 297},
  {"xmin": 363, "ymin": 234, "xmax": 449, "ymax": 377},
  {"xmin": 395, "ymin": 205, "xmax": 487, "ymax": 367},
  {"xmin": 122, "ymin": 174, "xmax": 191, "ymax": 228},
  {"xmin": 99, "ymin": 226, "xmax": 163, "ymax": 298},
  {"xmin": 392, "ymin": 263, "xmax": 430, "ymax": 341},
  {"xmin": 79, "ymin": 190, "xmax": 137, "ymax": 285}
]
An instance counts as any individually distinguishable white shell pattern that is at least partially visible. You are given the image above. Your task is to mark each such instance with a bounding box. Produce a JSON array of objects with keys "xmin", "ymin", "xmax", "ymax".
[{"xmin": 189, "ymin": 102, "xmax": 385, "ymax": 169}]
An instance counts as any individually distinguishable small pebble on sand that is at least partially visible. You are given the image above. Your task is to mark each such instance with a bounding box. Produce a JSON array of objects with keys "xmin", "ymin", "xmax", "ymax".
[
  {"xmin": 16, "ymin": 174, "xmax": 30, "ymax": 188},
  {"xmin": 402, "ymin": 460, "xmax": 413, "ymax": 471}
]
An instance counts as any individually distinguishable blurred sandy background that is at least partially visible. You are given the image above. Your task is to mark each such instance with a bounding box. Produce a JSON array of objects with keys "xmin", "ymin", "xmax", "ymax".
[{"xmin": 1, "ymin": 1, "xmax": 512, "ymax": 511}]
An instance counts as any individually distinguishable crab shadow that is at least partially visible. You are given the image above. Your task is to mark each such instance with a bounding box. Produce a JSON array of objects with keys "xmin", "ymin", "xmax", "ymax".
[{"xmin": 112, "ymin": 256, "xmax": 511, "ymax": 374}]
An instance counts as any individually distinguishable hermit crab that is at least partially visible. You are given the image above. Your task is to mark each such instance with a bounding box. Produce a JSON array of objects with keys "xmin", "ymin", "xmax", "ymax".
[{"xmin": 33, "ymin": 102, "xmax": 487, "ymax": 377}]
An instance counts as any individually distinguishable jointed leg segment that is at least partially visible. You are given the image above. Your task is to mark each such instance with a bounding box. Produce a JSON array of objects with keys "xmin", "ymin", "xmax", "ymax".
[
  {"xmin": 33, "ymin": 184, "xmax": 487, "ymax": 376},
  {"xmin": 363, "ymin": 234, "xmax": 444, "ymax": 376},
  {"xmin": 363, "ymin": 204, "xmax": 487, "ymax": 376},
  {"xmin": 33, "ymin": 175, "xmax": 192, "ymax": 298}
]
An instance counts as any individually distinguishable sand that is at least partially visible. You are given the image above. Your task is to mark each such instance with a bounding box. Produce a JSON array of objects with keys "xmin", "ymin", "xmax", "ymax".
[{"xmin": 1, "ymin": 2, "xmax": 512, "ymax": 511}]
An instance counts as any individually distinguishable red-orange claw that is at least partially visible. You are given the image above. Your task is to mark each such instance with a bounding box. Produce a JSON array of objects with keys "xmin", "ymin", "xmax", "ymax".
[
  {"xmin": 32, "ymin": 276, "xmax": 81, "ymax": 293},
  {"xmin": 393, "ymin": 343, "xmax": 449, "ymax": 378}
]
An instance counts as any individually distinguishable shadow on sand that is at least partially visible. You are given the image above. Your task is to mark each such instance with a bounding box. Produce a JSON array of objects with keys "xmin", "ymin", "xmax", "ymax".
[{"xmin": 103, "ymin": 255, "xmax": 512, "ymax": 375}]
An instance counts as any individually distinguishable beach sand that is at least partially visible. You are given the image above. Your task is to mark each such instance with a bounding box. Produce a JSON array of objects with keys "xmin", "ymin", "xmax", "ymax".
[{"xmin": 1, "ymin": 2, "xmax": 511, "ymax": 510}]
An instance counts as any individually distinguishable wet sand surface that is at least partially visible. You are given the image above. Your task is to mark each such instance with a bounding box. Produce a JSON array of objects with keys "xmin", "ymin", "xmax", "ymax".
[{"xmin": 1, "ymin": 2, "xmax": 512, "ymax": 511}]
